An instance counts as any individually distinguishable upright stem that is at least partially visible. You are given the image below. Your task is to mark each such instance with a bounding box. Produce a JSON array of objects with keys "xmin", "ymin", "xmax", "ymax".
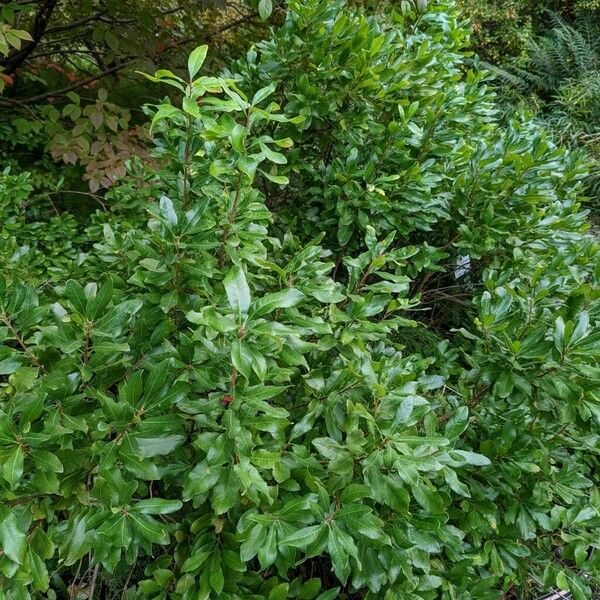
[
  {"xmin": 219, "ymin": 176, "xmax": 242, "ymax": 268},
  {"xmin": 82, "ymin": 321, "xmax": 93, "ymax": 364},
  {"xmin": 219, "ymin": 110, "xmax": 250, "ymax": 267},
  {"xmin": 182, "ymin": 114, "xmax": 193, "ymax": 210}
]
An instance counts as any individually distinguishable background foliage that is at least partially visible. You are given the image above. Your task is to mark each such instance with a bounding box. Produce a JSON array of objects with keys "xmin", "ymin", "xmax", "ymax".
[
  {"xmin": 0, "ymin": 1, "xmax": 599, "ymax": 599},
  {"xmin": 0, "ymin": 0, "xmax": 277, "ymax": 193}
]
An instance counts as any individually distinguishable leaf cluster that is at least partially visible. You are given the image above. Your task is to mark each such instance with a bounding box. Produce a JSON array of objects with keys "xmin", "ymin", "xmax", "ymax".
[{"xmin": 0, "ymin": 2, "xmax": 599, "ymax": 599}]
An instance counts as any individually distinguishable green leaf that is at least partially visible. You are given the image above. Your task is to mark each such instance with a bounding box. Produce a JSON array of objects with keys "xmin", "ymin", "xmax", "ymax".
[
  {"xmin": 444, "ymin": 406, "xmax": 469, "ymax": 439},
  {"xmin": 185, "ymin": 462, "xmax": 221, "ymax": 499},
  {"xmin": 137, "ymin": 435, "xmax": 185, "ymax": 458},
  {"xmin": 188, "ymin": 45, "xmax": 208, "ymax": 80},
  {"xmin": 327, "ymin": 524, "xmax": 351, "ymax": 584},
  {"xmin": 0, "ymin": 510, "xmax": 28, "ymax": 564},
  {"xmin": 144, "ymin": 359, "xmax": 170, "ymax": 401},
  {"xmin": 258, "ymin": 525, "xmax": 278, "ymax": 569},
  {"xmin": 315, "ymin": 590, "xmax": 341, "ymax": 600},
  {"xmin": 223, "ymin": 265, "xmax": 251, "ymax": 314},
  {"xmin": 87, "ymin": 279, "xmax": 114, "ymax": 321},
  {"xmin": 261, "ymin": 170, "xmax": 289, "ymax": 185},
  {"xmin": 3, "ymin": 446, "xmax": 24, "ymax": 490},
  {"xmin": 242, "ymin": 385, "xmax": 286, "ymax": 402},
  {"xmin": 209, "ymin": 550, "xmax": 224, "ymax": 592},
  {"xmin": 181, "ymin": 548, "xmax": 212, "ymax": 573},
  {"xmin": 259, "ymin": 142, "xmax": 287, "ymax": 164},
  {"xmin": 63, "ymin": 515, "xmax": 91, "ymax": 566},
  {"xmin": 183, "ymin": 95, "xmax": 201, "ymax": 118},
  {"xmin": 211, "ymin": 468, "xmax": 239, "ymax": 515},
  {"xmin": 280, "ymin": 525, "xmax": 324, "ymax": 548},
  {"xmin": 11, "ymin": 29, "xmax": 33, "ymax": 42},
  {"xmin": 411, "ymin": 483, "xmax": 445, "ymax": 514},
  {"xmin": 28, "ymin": 549, "xmax": 50, "ymax": 591},
  {"xmin": 231, "ymin": 339, "xmax": 254, "ymax": 381},
  {"xmin": 556, "ymin": 570, "xmax": 569, "ymax": 591},
  {"xmin": 251, "ymin": 288, "xmax": 304, "ymax": 318},
  {"xmin": 237, "ymin": 155, "xmax": 259, "ymax": 180},
  {"xmin": 269, "ymin": 583, "xmax": 289, "ymax": 600},
  {"xmin": 258, "ymin": 0, "xmax": 273, "ymax": 20},
  {"xmin": 231, "ymin": 123, "xmax": 247, "ymax": 153},
  {"xmin": 159, "ymin": 195, "xmax": 178, "ymax": 226},
  {"xmin": 554, "ymin": 316, "xmax": 566, "ymax": 352},
  {"xmin": 0, "ymin": 354, "xmax": 22, "ymax": 375},
  {"xmin": 450, "ymin": 450, "xmax": 491, "ymax": 466},
  {"xmin": 132, "ymin": 498, "xmax": 183, "ymax": 514},
  {"xmin": 240, "ymin": 523, "xmax": 265, "ymax": 562},
  {"xmin": 32, "ymin": 450, "xmax": 63, "ymax": 473},
  {"xmin": 186, "ymin": 307, "xmax": 237, "ymax": 332},
  {"xmin": 252, "ymin": 83, "xmax": 277, "ymax": 106},
  {"xmin": 444, "ymin": 468, "xmax": 471, "ymax": 497},
  {"xmin": 65, "ymin": 279, "xmax": 87, "ymax": 315},
  {"xmin": 94, "ymin": 299, "xmax": 142, "ymax": 335},
  {"xmin": 573, "ymin": 506, "xmax": 597, "ymax": 523},
  {"xmin": 128, "ymin": 513, "xmax": 169, "ymax": 544}
]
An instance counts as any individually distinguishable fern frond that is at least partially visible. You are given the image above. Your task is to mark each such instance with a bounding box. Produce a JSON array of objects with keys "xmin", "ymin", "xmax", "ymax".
[{"xmin": 502, "ymin": 11, "xmax": 600, "ymax": 96}]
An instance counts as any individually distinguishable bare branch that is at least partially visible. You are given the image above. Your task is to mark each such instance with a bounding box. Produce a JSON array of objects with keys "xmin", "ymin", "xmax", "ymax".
[
  {"xmin": 29, "ymin": 48, "xmax": 107, "ymax": 60},
  {"xmin": 35, "ymin": 32, "xmax": 87, "ymax": 48},
  {"xmin": 164, "ymin": 10, "xmax": 260, "ymax": 52},
  {"xmin": 44, "ymin": 12, "xmax": 103, "ymax": 35}
]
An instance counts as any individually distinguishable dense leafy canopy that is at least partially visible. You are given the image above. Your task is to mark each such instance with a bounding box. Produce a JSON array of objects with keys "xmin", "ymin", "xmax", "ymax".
[{"xmin": 0, "ymin": 1, "xmax": 599, "ymax": 599}]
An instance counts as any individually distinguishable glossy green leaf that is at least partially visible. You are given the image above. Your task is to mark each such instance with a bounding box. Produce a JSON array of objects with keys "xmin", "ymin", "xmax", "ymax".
[
  {"xmin": 223, "ymin": 265, "xmax": 251, "ymax": 314},
  {"xmin": 188, "ymin": 45, "xmax": 208, "ymax": 80}
]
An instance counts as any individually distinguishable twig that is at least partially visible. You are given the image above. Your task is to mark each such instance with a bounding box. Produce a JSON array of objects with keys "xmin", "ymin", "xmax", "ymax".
[
  {"xmin": 0, "ymin": 313, "xmax": 46, "ymax": 372},
  {"xmin": 220, "ymin": 111, "xmax": 251, "ymax": 266},
  {"xmin": 45, "ymin": 13, "xmax": 104, "ymax": 35},
  {"xmin": 438, "ymin": 386, "xmax": 489, "ymax": 423},
  {"xmin": 0, "ymin": 60, "xmax": 134, "ymax": 106},
  {"xmin": 89, "ymin": 564, "xmax": 100, "ymax": 600},
  {"xmin": 82, "ymin": 321, "xmax": 93, "ymax": 364},
  {"xmin": 40, "ymin": 190, "xmax": 108, "ymax": 211},
  {"xmin": 120, "ymin": 565, "xmax": 135, "ymax": 600},
  {"xmin": 29, "ymin": 49, "xmax": 108, "ymax": 60},
  {"xmin": 220, "ymin": 176, "xmax": 242, "ymax": 267}
]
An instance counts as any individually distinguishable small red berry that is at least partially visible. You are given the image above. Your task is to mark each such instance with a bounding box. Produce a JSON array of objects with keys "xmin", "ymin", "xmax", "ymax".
[{"xmin": 221, "ymin": 395, "xmax": 233, "ymax": 407}]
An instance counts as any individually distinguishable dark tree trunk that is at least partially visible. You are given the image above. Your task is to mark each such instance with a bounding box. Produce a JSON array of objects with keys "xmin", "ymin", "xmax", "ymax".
[{"xmin": 1, "ymin": 0, "xmax": 60, "ymax": 74}]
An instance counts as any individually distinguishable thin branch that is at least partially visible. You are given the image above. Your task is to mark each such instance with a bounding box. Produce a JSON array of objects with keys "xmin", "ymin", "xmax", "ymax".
[
  {"xmin": 0, "ymin": 59, "xmax": 134, "ymax": 106},
  {"xmin": 218, "ymin": 11, "xmax": 260, "ymax": 34},
  {"xmin": 167, "ymin": 10, "xmax": 260, "ymax": 51},
  {"xmin": 63, "ymin": 54, "xmax": 95, "ymax": 77},
  {"xmin": 43, "ymin": 190, "xmax": 108, "ymax": 211},
  {"xmin": 220, "ymin": 110, "xmax": 251, "ymax": 267},
  {"xmin": 120, "ymin": 565, "xmax": 135, "ymax": 600},
  {"xmin": 220, "ymin": 176, "xmax": 242, "ymax": 267},
  {"xmin": 23, "ymin": 190, "xmax": 108, "ymax": 212},
  {"xmin": 88, "ymin": 564, "xmax": 100, "ymax": 600},
  {"xmin": 29, "ymin": 49, "xmax": 107, "ymax": 60},
  {"xmin": 83, "ymin": 39, "xmax": 107, "ymax": 71},
  {"xmin": 0, "ymin": 313, "xmax": 46, "ymax": 372},
  {"xmin": 44, "ymin": 7, "xmax": 184, "ymax": 35},
  {"xmin": 44, "ymin": 12, "xmax": 103, "ymax": 35},
  {"xmin": 35, "ymin": 32, "xmax": 88, "ymax": 48},
  {"xmin": 159, "ymin": 6, "xmax": 186, "ymax": 17},
  {"xmin": 0, "ymin": 96, "xmax": 40, "ymax": 119}
]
